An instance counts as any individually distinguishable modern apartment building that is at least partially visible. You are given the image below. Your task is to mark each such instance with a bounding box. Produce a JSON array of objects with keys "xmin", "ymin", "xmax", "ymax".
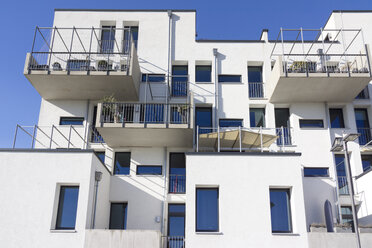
[{"xmin": 2, "ymin": 8, "xmax": 372, "ymax": 248}]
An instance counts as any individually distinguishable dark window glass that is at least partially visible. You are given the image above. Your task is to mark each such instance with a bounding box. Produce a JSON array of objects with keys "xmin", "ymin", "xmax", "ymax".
[
  {"xmin": 136, "ymin": 165, "xmax": 162, "ymax": 175},
  {"xmin": 299, "ymin": 119, "xmax": 324, "ymax": 128},
  {"xmin": 355, "ymin": 108, "xmax": 371, "ymax": 145},
  {"xmin": 218, "ymin": 75, "xmax": 241, "ymax": 83},
  {"xmin": 141, "ymin": 74, "xmax": 166, "ymax": 82},
  {"xmin": 168, "ymin": 204, "xmax": 185, "ymax": 236},
  {"xmin": 355, "ymin": 86, "xmax": 369, "ymax": 99},
  {"xmin": 361, "ymin": 155, "xmax": 372, "ymax": 172},
  {"xmin": 100, "ymin": 26, "xmax": 115, "ymax": 53},
  {"xmin": 95, "ymin": 152, "xmax": 105, "ymax": 164},
  {"xmin": 270, "ymin": 189, "xmax": 292, "ymax": 233},
  {"xmin": 219, "ymin": 119, "xmax": 243, "ymax": 127},
  {"xmin": 114, "ymin": 152, "xmax": 131, "ymax": 175},
  {"xmin": 172, "ymin": 65, "xmax": 188, "ymax": 97},
  {"xmin": 250, "ymin": 108, "xmax": 265, "ymax": 127},
  {"xmin": 56, "ymin": 186, "xmax": 79, "ymax": 230},
  {"xmin": 304, "ymin": 168, "xmax": 329, "ymax": 177},
  {"xmin": 341, "ymin": 206, "xmax": 354, "ymax": 230},
  {"xmin": 196, "ymin": 107, "xmax": 212, "ymax": 134},
  {"xmin": 330, "ymin": 109, "xmax": 345, "ymax": 128},
  {"xmin": 109, "ymin": 203, "xmax": 127, "ymax": 229},
  {"xmin": 67, "ymin": 59, "xmax": 90, "ymax": 71},
  {"xmin": 195, "ymin": 65, "xmax": 211, "ymax": 82},
  {"xmin": 248, "ymin": 66, "xmax": 263, "ymax": 83},
  {"xmin": 140, "ymin": 104, "xmax": 164, "ymax": 123},
  {"xmin": 60, "ymin": 117, "xmax": 84, "ymax": 125},
  {"xmin": 169, "ymin": 153, "xmax": 186, "ymax": 194},
  {"xmin": 335, "ymin": 154, "xmax": 349, "ymax": 195},
  {"xmin": 196, "ymin": 188, "xmax": 219, "ymax": 232}
]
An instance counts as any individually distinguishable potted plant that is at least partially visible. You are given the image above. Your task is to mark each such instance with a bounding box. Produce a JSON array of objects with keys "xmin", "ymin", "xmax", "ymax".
[
  {"xmin": 309, "ymin": 223, "xmax": 327, "ymax": 232},
  {"xmin": 101, "ymin": 95, "xmax": 119, "ymax": 123},
  {"xmin": 98, "ymin": 60, "xmax": 108, "ymax": 71}
]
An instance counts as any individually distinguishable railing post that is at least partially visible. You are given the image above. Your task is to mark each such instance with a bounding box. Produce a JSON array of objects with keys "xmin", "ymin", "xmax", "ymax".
[
  {"xmin": 239, "ymin": 126, "xmax": 242, "ymax": 152},
  {"xmin": 13, "ymin": 125, "xmax": 19, "ymax": 149},
  {"xmin": 365, "ymin": 44, "xmax": 372, "ymax": 77},
  {"xmin": 196, "ymin": 125, "xmax": 199, "ymax": 152},
  {"xmin": 47, "ymin": 27, "xmax": 57, "ymax": 73},
  {"xmin": 68, "ymin": 125, "xmax": 72, "ymax": 148},
  {"xmin": 31, "ymin": 125, "xmax": 37, "ymax": 149},
  {"xmin": 49, "ymin": 125, "xmax": 54, "ymax": 148},
  {"xmin": 67, "ymin": 27, "xmax": 75, "ymax": 73},
  {"xmin": 280, "ymin": 28, "xmax": 287, "ymax": 76},
  {"xmin": 217, "ymin": 126, "xmax": 220, "ymax": 152},
  {"xmin": 281, "ymin": 126, "xmax": 285, "ymax": 151},
  {"xmin": 87, "ymin": 27, "xmax": 94, "ymax": 75},
  {"xmin": 260, "ymin": 126, "xmax": 263, "ymax": 152}
]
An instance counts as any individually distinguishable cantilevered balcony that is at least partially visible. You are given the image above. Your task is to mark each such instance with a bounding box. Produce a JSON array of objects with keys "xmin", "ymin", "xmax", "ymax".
[
  {"xmin": 95, "ymin": 102, "xmax": 194, "ymax": 147},
  {"xmin": 268, "ymin": 28, "xmax": 372, "ymax": 103},
  {"xmin": 24, "ymin": 27, "xmax": 141, "ymax": 100}
]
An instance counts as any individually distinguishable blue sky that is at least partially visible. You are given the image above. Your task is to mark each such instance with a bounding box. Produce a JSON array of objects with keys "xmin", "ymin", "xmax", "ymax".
[{"xmin": 1, "ymin": 0, "xmax": 371, "ymax": 148}]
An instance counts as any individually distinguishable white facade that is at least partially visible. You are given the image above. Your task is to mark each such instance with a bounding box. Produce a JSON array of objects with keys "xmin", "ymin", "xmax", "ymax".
[{"xmin": 2, "ymin": 9, "xmax": 372, "ymax": 248}]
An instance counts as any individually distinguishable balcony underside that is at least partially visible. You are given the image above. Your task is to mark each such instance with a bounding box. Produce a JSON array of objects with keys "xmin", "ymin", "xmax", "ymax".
[
  {"xmin": 96, "ymin": 125, "xmax": 193, "ymax": 147},
  {"xmin": 270, "ymin": 74, "xmax": 371, "ymax": 103},
  {"xmin": 25, "ymin": 71, "xmax": 138, "ymax": 101}
]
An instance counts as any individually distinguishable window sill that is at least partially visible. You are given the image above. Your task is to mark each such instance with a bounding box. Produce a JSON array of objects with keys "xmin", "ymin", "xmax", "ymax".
[
  {"xmin": 112, "ymin": 174, "xmax": 131, "ymax": 177},
  {"xmin": 195, "ymin": 232, "xmax": 223, "ymax": 235},
  {"xmin": 50, "ymin": 229, "xmax": 77, "ymax": 233},
  {"xmin": 272, "ymin": 233, "xmax": 299, "ymax": 236},
  {"xmin": 136, "ymin": 174, "xmax": 163, "ymax": 177},
  {"xmin": 196, "ymin": 81, "xmax": 213, "ymax": 84}
]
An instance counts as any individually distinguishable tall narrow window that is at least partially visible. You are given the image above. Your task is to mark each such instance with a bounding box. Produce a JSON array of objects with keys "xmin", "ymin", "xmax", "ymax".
[
  {"xmin": 361, "ymin": 155, "xmax": 372, "ymax": 172},
  {"xmin": 123, "ymin": 26, "xmax": 139, "ymax": 54},
  {"xmin": 56, "ymin": 186, "xmax": 79, "ymax": 230},
  {"xmin": 248, "ymin": 65, "xmax": 264, "ymax": 98},
  {"xmin": 172, "ymin": 65, "xmax": 188, "ymax": 97},
  {"xmin": 335, "ymin": 154, "xmax": 349, "ymax": 195},
  {"xmin": 114, "ymin": 152, "xmax": 131, "ymax": 175},
  {"xmin": 250, "ymin": 108, "xmax": 265, "ymax": 127},
  {"xmin": 195, "ymin": 65, "xmax": 211, "ymax": 82},
  {"xmin": 355, "ymin": 108, "xmax": 371, "ymax": 145},
  {"xmin": 195, "ymin": 107, "xmax": 212, "ymax": 134},
  {"xmin": 329, "ymin": 108, "xmax": 345, "ymax": 128},
  {"xmin": 196, "ymin": 188, "xmax": 219, "ymax": 232},
  {"xmin": 269, "ymin": 189, "xmax": 292, "ymax": 233},
  {"xmin": 100, "ymin": 26, "xmax": 115, "ymax": 53},
  {"xmin": 169, "ymin": 153, "xmax": 186, "ymax": 193},
  {"xmin": 109, "ymin": 203, "xmax": 128, "ymax": 229}
]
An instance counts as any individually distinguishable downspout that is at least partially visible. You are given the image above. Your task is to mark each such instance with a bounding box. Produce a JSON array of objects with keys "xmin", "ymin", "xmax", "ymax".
[
  {"xmin": 161, "ymin": 147, "xmax": 168, "ymax": 236},
  {"xmin": 167, "ymin": 10, "xmax": 172, "ymax": 124},
  {"xmin": 84, "ymin": 99, "xmax": 90, "ymax": 148},
  {"xmin": 91, "ymin": 171, "xmax": 102, "ymax": 229},
  {"xmin": 213, "ymin": 48, "xmax": 218, "ymax": 128}
]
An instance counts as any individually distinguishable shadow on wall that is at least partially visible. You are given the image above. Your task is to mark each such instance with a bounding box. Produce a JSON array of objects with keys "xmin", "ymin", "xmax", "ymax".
[{"xmin": 302, "ymin": 177, "xmax": 338, "ymax": 231}]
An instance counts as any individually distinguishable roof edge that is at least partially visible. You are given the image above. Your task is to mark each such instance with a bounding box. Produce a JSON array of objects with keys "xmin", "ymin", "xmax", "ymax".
[{"xmin": 54, "ymin": 9, "xmax": 196, "ymax": 12}]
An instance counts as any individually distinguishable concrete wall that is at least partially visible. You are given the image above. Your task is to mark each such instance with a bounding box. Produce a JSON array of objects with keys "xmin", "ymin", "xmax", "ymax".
[
  {"xmin": 308, "ymin": 232, "xmax": 372, "ymax": 248},
  {"xmin": 356, "ymin": 170, "xmax": 372, "ymax": 225}
]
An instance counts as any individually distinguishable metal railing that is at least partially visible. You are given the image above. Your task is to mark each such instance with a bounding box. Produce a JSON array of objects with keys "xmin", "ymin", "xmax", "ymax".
[
  {"xmin": 355, "ymin": 86, "xmax": 370, "ymax": 100},
  {"xmin": 338, "ymin": 176, "xmax": 350, "ymax": 195},
  {"xmin": 357, "ymin": 128, "xmax": 372, "ymax": 146},
  {"xmin": 161, "ymin": 236, "xmax": 185, "ymax": 248},
  {"xmin": 100, "ymin": 103, "xmax": 191, "ymax": 125},
  {"xmin": 195, "ymin": 126, "xmax": 294, "ymax": 152},
  {"xmin": 169, "ymin": 175, "xmax": 186, "ymax": 193},
  {"xmin": 142, "ymin": 75, "xmax": 190, "ymax": 101},
  {"xmin": 248, "ymin": 82, "xmax": 265, "ymax": 98},
  {"xmin": 12, "ymin": 124, "xmax": 103, "ymax": 149},
  {"xmin": 27, "ymin": 27, "xmax": 135, "ymax": 73}
]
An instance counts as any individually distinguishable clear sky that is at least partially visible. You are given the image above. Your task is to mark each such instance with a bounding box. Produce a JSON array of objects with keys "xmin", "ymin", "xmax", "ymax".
[{"xmin": 1, "ymin": 0, "xmax": 372, "ymax": 148}]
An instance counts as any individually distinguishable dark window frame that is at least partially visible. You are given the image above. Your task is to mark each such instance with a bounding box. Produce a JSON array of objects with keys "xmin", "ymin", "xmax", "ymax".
[
  {"xmin": 269, "ymin": 188, "xmax": 292, "ymax": 233},
  {"xmin": 250, "ymin": 108, "xmax": 266, "ymax": 127},
  {"xmin": 196, "ymin": 187, "xmax": 219, "ymax": 232},
  {"xmin": 219, "ymin": 118, "xmax": 243, "ymax": 128},
  {"xmin": 167, "ymin": 203, "xmax": 186, "ymax": 237},
  {"xmin": 303, "ymin": 167, "xmax": 329, "ymax": 177},
  {"xmin": 59, "ymin": 117, "xmax": 85, "ymax": 126},
  {"xmin": 109, "ymin": 202, "xmax": 128, "ymax": 230},
  {"xmin": 195, "ymin": 65, "xmax": 212, "ymax": 83},
  {"xmin": 248, "ymin": 65, "xmax": 263, "ymax": 83},
  {"xmin": 218, "ymin": 74, "xmax": 241, "ymax": 83},
  {"xmin": 299, "ymin": 119, "xmax": 324, "ymax": 128},
  {"xmin": 136, "ymin": 165, "xmax": 163, "ymax": 175},
  {"xmin": 56, "ymin": 186, "xmax": 79, "ymax": 230},
  {"xmin": 141, "ymin": 73, "xmax": 166, "ymax": 82},
  {"xmin": 113, "ymin": 152, "xmax": 131, "ymax": 175},
  {"xmin": 329, "ymin": 108, "xmax": 345, "ymax": 128}
]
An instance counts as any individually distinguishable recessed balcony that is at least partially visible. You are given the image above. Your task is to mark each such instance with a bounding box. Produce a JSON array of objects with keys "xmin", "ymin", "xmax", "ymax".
[
  {"xmin": 268, "ymin": 28, "xmax": 372, "ymax": 103},
  {"xmin": 24, "ymin": 27, "xmax": 141, "ymax": 100},
  {"xmin": 95, "ymin": 102, "xmax": 194, "ymax": 147}
]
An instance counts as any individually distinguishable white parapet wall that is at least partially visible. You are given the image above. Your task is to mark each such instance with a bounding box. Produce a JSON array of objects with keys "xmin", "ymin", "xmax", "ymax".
[
  {"xmin": 308, "ymin": 232, "xmax": 372, "ymax": 248},
  {"xmin": 84, "ymin": 230, "xmax": 161, "ymax": 248}
]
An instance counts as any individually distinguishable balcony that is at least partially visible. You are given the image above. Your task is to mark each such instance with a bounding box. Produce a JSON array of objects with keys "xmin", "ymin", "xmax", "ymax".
[
  {"xmin": 169, "ymin": 174, "xmax": 186, "ymax": 193},
  {"xmin": 268, "ymin": 28, "xmax": 372, "ymax": 103},
  {"xmin": 24, "ymin": 27, "xmax": 141, "ymax": 100},
  {"xmin": 96, "ymin": 102, "xmax": 194, "ymax": 147}
]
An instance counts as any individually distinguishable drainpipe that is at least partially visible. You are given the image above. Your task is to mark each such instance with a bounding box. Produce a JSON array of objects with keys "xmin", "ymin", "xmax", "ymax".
[
  {"xmin": 167, "ymin": 10, "xmax": 172, "ymax": 124},
  {"xmin": 161, "ymin": 147, "xmax": 168, "ymax": 236},
  {"xmin": 84, "ymin": 100, "xmax": 90, "ymax": 148},
  {"xmin": 213, "ymin": 48, "xmax": 218, "ymax": 128},
  {"xmin": 91, "ymin": 171, "xmax": 103, "ymax": 229}
]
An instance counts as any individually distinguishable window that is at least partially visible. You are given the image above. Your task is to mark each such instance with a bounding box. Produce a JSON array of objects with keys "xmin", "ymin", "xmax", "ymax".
[
  {"xmin": 114, "ymin": 152, "xmax": 131, "ymax": 175},
  {"xmin": 59, "ymin": 117, "xmax": 84, "ymax": 125},
  {"xmin": 100, "ymin": 26, "xmax": 115, "ymax": 53},
  {"xmin": 304, "ymin": 167, "xmax": 329, "ymax": 177},
  {"xmin": 168, "ymin": 204, "xmax": 185, "ymax": 236},
  {"xmin": 95, "ymin": 152, "xmax": 105, "ymax": 164},
  {"xmin": 218, "ymin": 75, "xmax": 241, "ymax": 83},
  {"xmin": 330, "ymin": 109, "xmax": 345, "ymax": 128},
  {"xmin": 172, "ymin": 65, "xmax": 188, "ymax": 97},
  {"xmin": 248, "ymin": 66, "xmax": 263, "ymax": 83},
  {"xmin": 219, "ymin": 119, "xmax": 243, "ymax": 128},
  {"xmin": 196, "ymin": 188, "xmax": 219, "ymax": 232},
  {"xmin": 269, "ymin": 189, "xmax": 292, "ymax": 233},
  {"xmin": 141, "ymin": 74, "xmax": 166, "ymax": 82},
  {"xmin": 109, "ymin": 203, "xmax": 127, "ymax": 229},
  {"xmin": 299, "ymin": 119, "xmax": 324, "ymax": 128},
  {"xmin": 335, "ymin": 154, "xmax": 349, "ymax": 195},
  {"xmin": 136, "ymin": 165, "xmax": 162, "ymax": 175},
  {"xmin": 195, "ymin": 107, "xmax": 212, "ymax": 134},
  {"xmin": 169, "ymin": 153, "xmax": 186, "ymax": 193},
  {"xmin": 123, "ymin": 26, "xmax": 138, "ymax": 54},
  {"xmin": 361, "ymin": 155, "xmax": 372, "ymax": 172},
  {"xmin": 341, "ymin": 206, "xmax": 354, "ymax": 230},
  {"xmin": 56, "ymin": 186, "xmax": 79, "ymax": 230},
  {"xmin": 195, "ymin": 65, "xmax": 211, "ymax": 82},
  {"xmin": 141, "ymin": 104, "xmax": 164, "ymax": 123},
  {"xmin": 250, "ymin": 108, "xmax": 265, "ymax": 127},
  {"xmin": 355, "ymin": 108, "xmax": 371, "ymax": 145}
]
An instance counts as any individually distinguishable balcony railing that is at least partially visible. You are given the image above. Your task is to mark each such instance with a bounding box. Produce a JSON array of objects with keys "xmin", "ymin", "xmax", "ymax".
[
  {"xmin": 169, "ymin": 175, "xmax": 186, "ymax": 193},
  {"xmin": 248, "ymin": 82, "xmax": 265, "ymax": 98},
  {"xmin": 27, "ymin": 27, "xmax": 136, "ymax": 73},
  {"xmin": 338, "ymin": 176, "xmax": 350, "ymax": 195},
  {"xmin": 276, "ymin": 127, "xmax": 292, "ymax": 146},
  {"xmin": 100, "ymin": 103, "xmax": 191, "ymax": 125},
  {"xmin": 355, "ymin": 87, "xmax": 370, "ymax": 100},
  {"xmin": 357, "ymin": 128, "xmax": 372, "ymax": 146},
  {"xmin": 162, "ymin": 236, "xmax": 185, "ymax": 248}
]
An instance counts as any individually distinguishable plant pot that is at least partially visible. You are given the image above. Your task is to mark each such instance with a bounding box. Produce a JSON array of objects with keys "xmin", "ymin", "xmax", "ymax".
[
  {"xmin": 310, "ymin": 226, "xmax": 327, "ymax": 232},
  {"xmin": 334, "ymin": 226, "xmax": 352, "ymax": 233}
]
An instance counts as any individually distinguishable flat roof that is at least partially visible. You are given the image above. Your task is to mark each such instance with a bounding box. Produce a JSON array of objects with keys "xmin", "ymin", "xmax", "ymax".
[{"xmin": 54, "ymin": 9, "xmax": 196, "ymax": 12}]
